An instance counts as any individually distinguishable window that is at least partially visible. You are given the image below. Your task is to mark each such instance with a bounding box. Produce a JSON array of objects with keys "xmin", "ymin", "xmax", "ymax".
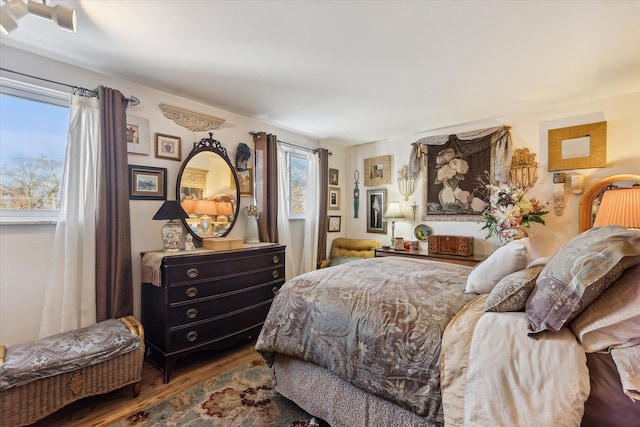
[
  {"xmin": 0, "ymin": 78, "xmax": 69, "ymax": 223},
  {"xmin": 287, "ymin": 151, "xmax": 307, "ymax": 219}
]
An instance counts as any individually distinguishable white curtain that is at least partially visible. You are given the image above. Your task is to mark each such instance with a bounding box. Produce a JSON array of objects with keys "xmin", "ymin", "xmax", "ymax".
[
  {"xmin": 39, "ymin": 94, "xmax": 100, "ymax": 338},
  {"xmin": 276, "ymin": 145, "xmax": 321, "ymax": 281},
  {"xmin": 276, "ymin": 145, "xmax": 295, "ymax": 281},
  {"xmin": 300, "ymin": 151, "xmax": 319, "ymax": 274}
]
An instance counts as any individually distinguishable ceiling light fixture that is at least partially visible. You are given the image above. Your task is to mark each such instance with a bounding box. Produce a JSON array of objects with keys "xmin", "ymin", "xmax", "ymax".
[{"xmin": 0, "ymin": 0, "xmax": 76, "ymax": 35}]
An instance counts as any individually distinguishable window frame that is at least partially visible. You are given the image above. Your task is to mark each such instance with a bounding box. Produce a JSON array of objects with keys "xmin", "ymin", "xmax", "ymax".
[
  {"xmin": 0, "ymin": 77, "xmax": 70, "ymax": 224},
  {"xmin": 285, "ymin": 149, "xmax": 308, "ymax": 220}
]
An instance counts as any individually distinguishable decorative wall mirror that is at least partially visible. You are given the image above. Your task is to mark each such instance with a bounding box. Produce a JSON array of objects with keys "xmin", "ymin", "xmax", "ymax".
[{"xmin": 177, "ymin": 133, "xmax": 241, "ymax": 242}]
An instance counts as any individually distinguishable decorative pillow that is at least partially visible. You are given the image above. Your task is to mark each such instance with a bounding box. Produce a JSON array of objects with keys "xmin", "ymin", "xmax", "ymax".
[
  {"xmin": 570, "ymin": 263, "xmax": 640, "ymax": 352},
  {"xmin": 526, "ymin": 225, "xmax": 640, "ymax": 334},
  {"xmin": 485, "ymin": 265, "xmax": 544, "ymax": 312},
  {"xmin": 465, "ymin": 238, "xmax": 530, "ymax": 294},
  {"xmin": 329, "ymin": 256, "xmax": 364, "ymax": 267}
]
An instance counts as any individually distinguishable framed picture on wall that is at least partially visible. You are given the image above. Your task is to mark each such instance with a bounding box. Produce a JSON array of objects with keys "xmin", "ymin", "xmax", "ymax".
[
  {"xmin": 328, "ymin": 215, "xmax": 341, "ymax": 232},
  {"xmin": 329, "ymin": 168, "xmax": 339, "ymax": 185},
  {"xmin": 126, "ymin": 114, "xmax": 150, "ymax": 155},
  {"xmin": 329, "ymin": 187, "xmax": 341, "ymax": 210},
  {"xmin": 155, "ymin": 133, "xmax": 182, "ymax": 161},
  {"xmin": 366, "ymin": 188, "xmax": 387, "ymax": 234},
  {"xmin": 231, "ymin": 167, "xmax": 254, "ymax": 197},
  {"xmin": 128, "ymin": 165, "xmax": 167, "ymax": 200}
]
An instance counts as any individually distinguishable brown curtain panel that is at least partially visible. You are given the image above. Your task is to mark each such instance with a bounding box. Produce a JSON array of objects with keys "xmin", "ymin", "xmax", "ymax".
[
  {"xmin": 252, "ymin": 132, "xmax": 278, "ymax": 243},
  {"xmin": 316, "ymin": 148, "xmax": 330, "ymax": 265},
  {"xmin": 95, "ymin": 86, "xmax": 133, "ymax": 321}
]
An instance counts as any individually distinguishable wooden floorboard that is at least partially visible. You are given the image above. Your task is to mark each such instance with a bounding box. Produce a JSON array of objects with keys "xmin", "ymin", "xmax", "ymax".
[{"xmin": 29, "ymin": 340, "xmax": 261, "ymax": 427}]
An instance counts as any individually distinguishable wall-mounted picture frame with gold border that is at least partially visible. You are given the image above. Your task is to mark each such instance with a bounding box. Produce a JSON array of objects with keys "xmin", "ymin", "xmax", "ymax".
[{"xmin": 548, "ymin": 121, "xmax": 606, "ymax": 171}]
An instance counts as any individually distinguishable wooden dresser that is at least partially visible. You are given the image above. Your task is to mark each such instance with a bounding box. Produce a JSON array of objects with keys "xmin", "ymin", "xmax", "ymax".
[{"xmin": 141, "ymin": 243, "xmax": 285, "ymax": 383}]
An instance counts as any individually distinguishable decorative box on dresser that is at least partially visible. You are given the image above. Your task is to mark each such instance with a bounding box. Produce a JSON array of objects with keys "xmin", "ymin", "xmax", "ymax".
[{"xmin": 141, "ymin": 243, "xmax": 285, "ymax": 383}]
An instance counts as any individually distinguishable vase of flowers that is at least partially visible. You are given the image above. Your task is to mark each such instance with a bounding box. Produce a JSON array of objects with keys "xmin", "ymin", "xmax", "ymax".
[{"xmin": 481, "ymin": 182, "xmax": 548, "ymax": 245}]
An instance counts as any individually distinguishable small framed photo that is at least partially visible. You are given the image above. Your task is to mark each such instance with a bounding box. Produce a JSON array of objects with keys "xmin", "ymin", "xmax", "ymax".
[
  {"xmin": 231, "ymin": 167, "xmax": 254, "ymax": 197},
  {"xmin": 155, "ymin": 133, "xmax": 182, "ymax": 161},
  {"xmin": 329, "ymin": 187, "xmax": 341, "ymax": 210},
  {"xmin": 126, "ymin": 115, "xmax": 150, "ymax": 155},
  {"xmin": 366, "ymin": 188, "xmax": 388, "ymax": 234},
  {"xmin": 329, "ymin": 168, "xmax": 339, "ymax": 185},
  {"xmin": 328, "ymin": 215, "xmax": 341, "ymax": 232},
  {"xmin": 128, "ymin": 165, "xmax": 167, "ymax": 200}
]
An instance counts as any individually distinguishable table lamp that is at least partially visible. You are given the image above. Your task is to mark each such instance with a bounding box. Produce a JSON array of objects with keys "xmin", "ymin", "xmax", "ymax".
[
  {"xmin": 216, "ymin": 201, "xmax": 233, "ymax": 223},
  {"xmin": 383, "ymin": 201, "xmax": 406, "ymax": 247},
  {"xmin": 194, "ymin": 199, "xmax": 217, "ymax": 235},
  {"xmin": 152, "ymin": 200, "xmax": 189, "ymax": 251},
  {"xmin": 593, "ymin": 187, "xmax": 640, "ymax": 229}
]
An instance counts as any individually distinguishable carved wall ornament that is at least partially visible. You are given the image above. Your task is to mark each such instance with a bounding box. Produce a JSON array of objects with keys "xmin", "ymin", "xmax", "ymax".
[{"xmin": 159, "ymin": 103, "xmax": 226, "ymax": 132}]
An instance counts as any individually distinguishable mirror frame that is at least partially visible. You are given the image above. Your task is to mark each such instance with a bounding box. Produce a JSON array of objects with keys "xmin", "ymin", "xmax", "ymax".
[
  {"xmin": 176, "ymin": 133, "xmax": 241, "ymax": 242},
  {"xmin": 578, "ymin": 173, "xmax": 640, "ymax": 232}
]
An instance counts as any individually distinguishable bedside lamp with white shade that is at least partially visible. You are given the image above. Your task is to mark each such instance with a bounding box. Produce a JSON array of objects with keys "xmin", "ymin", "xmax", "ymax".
[{"xmin": 383, "ymin": 201, "xmax": 406, "ymax": 248}]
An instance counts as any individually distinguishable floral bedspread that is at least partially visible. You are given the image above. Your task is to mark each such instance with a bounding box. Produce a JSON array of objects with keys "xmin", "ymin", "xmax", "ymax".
[{"xmin": 256, "ymin": 256, "xmax": 476, "ymax": 422}]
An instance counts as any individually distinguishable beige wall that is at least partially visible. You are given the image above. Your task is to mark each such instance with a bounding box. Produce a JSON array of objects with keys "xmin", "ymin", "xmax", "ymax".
[{"xmin": 342, "ymin": 92, "xmax": 640, "ymax": 258}]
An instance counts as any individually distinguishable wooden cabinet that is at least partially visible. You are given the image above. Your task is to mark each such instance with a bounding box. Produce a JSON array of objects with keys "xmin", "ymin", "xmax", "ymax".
[
  {"xmin": 375, "ymin": 248, "xmax": 485, "ymax": 267},
  {"xmin": 141, "ymin": 244, "xmax": 285, "ymax": 383}
]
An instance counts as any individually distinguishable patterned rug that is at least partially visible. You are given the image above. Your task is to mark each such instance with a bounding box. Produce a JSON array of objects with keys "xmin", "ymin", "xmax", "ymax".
[{"xmin": 109, "ymin": 359, "xmax": 314, "ymax": 427}]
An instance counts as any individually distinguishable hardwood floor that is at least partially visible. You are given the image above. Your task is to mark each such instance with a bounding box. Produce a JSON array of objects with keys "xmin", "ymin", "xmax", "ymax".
[{"xmin": 30, "ymin": 340, "xmax": 260, "ymax": 426}]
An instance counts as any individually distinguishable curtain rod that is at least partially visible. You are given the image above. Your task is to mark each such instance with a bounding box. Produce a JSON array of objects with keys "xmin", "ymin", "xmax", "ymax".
[
  {"xmin": 0, "ymin": 67, "xmax": 140, "ymax": 106},
  {"xmin": 249, "ymin": 131, "xmax": 332, "ymax": 156}
]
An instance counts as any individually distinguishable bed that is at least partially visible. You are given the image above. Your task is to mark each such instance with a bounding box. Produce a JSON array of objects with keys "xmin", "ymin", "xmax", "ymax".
[{"xmin": 256, "ymin": 174, "xmax": 640, "ymax": 427}]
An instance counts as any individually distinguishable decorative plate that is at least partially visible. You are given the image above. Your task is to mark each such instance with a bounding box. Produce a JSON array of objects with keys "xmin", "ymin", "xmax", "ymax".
[{"xmin": 414, "ymin": 224, "xmax": 431, "ymax": 241}]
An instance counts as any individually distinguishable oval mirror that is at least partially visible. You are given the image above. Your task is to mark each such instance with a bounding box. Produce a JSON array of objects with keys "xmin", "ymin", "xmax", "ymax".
[{"xmin": 176, "ymin": 134, "xmax": 241, "ymax": 242}]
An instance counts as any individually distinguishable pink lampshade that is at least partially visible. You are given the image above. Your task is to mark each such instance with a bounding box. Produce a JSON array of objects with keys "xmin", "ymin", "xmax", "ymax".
[
  {"xmin": 182, "ymin": 198, "xmax": 197, "ymax": 215},
  {"xmin": 216, "ymin": 201, "xmax": 233, "ymax": 216},
  {"xmin": 593, "ymin": 187, "xmax": 640, "ymax": 229},
  {"xmin": 194, "ymin": 199, "xmax": 217, "ymax": 216}
]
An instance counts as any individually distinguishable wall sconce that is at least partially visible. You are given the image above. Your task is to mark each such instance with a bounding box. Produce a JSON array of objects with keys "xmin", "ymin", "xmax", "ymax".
[
  {"xmin": 570, "ymin": 174, "xmax": 584, "ymax": 195},
  {"xmin": 397, "ymin": 165, "xmax": 416, "ymax": 201},
  {"xmin": 510, "ymin": 148, "xmax": 538, "ymax": 190},
  {"xmin": 553, "ymin": 172, "xmax": 566, "ymax": 216}
]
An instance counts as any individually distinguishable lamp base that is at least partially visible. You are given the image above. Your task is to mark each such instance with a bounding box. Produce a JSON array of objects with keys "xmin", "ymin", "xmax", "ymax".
[{"xmin": 161, "ymin": 220, "xmax": 182, "ymax": 251}]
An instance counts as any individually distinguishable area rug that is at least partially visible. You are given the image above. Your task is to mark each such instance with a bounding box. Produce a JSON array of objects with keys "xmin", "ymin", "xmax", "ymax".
[{"xmin": 109, "ymin": 359, "xmax": 314, "ymax": 427}]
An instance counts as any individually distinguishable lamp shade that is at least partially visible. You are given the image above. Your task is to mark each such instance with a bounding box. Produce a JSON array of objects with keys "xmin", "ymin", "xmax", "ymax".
[
  {"xmin": 152, "ymin": 200, "xmax": 189, "ymax": 221},
  {"xmin": 593, "ymin": 187, "xmax": 640, "ymax": 229},
  {"xmin": 182, "ymin": 198, "xmax": 197, "ymax": 215},
  {"xmin": 216, "ymin": 201, "xmax": 233, "ymax": 216},
  {"xmin": 383, "ymin": 201, "xmax": 405, "ymax": 219},
  {"xmin": 194, "ymin": 200, "xmax": 217, "ymax": 216}
]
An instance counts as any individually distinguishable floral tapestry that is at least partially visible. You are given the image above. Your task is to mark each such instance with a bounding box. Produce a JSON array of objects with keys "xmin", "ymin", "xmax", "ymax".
[{"xmin": 409, "ymin": 126, "xmax": 512, "ymax": 222}]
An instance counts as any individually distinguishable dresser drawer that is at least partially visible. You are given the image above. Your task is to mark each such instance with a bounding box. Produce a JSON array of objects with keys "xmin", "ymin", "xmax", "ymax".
[
  {"xmin": 167, "ymin": 301, "xmax": 272, "ymax": 352},
  {"xmin": 168, "ymin": 280, "xmax": 282, "ymax": 326},
  {"xmin": 164, "ymin": 250, "xmax": 284, "ymax": 285},
  {"xmin": 168, "ymin": 266, "xmax": 284, "ymax": 303}
]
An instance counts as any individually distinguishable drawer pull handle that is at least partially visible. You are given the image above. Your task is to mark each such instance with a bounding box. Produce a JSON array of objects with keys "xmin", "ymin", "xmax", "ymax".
[
  {"xmin": 271, "ymin": 286, "xmax": 279, "ymax": 295},
  {"xmin": 272, "ymin": 270, "xmax": 279, "ymax": 279},
  {"xmin": 272, "ymin": 255, "xmax": 280, "ymax": 264},
  {"xmin": 186, "ymin": 331, "xmax": 198, "ymax": 342},
  {"xmin": 186, "ymin": 308, "xmax": 198, "ymax": 319},
  {"xmin": 186, "ymin": 268, "xmax": 199, "ymax": 279},
  {"xmin": 186, "ymin": 287, "xmax": 198, "ymax": 298}
]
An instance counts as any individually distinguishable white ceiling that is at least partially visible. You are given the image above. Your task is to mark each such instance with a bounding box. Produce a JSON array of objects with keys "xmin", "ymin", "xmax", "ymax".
[{"xmin": 1, "ymin": 1, "xmax": 639, "ymax": 146}]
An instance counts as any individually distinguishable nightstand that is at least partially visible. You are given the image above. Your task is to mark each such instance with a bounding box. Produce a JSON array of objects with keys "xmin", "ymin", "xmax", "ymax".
[{"xmin": 375, "ymin": 248, "xmax": 486, "ymax": 267}]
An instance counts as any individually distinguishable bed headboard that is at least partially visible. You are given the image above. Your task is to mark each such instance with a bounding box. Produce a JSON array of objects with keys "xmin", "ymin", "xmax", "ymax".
[{"xmin": 578, "ymin": 174, "xmax": 640, "ymax": 232}]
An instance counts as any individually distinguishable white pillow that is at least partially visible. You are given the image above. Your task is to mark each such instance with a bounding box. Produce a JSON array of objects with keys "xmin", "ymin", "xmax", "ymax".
[{"xmin": 465, "ymin": 238, "xmax": 530, "ymax": 294}]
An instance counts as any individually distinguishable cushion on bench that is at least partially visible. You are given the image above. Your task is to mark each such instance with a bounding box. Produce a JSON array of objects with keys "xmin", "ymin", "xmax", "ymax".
[{"xmin": 0, "ymin": 318, "xmax": 141, "ymax": 390}]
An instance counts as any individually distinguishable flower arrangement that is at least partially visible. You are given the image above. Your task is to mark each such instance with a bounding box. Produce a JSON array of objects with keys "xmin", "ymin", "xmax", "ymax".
[{"xmin": 481, "ymin": 181, "xmax": 548, "ymax": 244}]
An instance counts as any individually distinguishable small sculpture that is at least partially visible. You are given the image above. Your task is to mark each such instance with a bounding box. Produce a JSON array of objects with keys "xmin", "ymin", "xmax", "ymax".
[
  {"xmin": 184, "ymin": 234, "xmax": 195, "ymax": 251},
  {"xmin": 244, "ymin": 205, "xmax": 260, "ymax": 243},
  {"xmin": 236, "ymin": 143, "xmax": 252, "ymax": 171}
]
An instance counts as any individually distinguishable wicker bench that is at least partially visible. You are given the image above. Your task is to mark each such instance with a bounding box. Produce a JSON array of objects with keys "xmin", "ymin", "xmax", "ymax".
[{"xmin": 0, "ymin": 316, "xmax": 144, "ymax": 426}]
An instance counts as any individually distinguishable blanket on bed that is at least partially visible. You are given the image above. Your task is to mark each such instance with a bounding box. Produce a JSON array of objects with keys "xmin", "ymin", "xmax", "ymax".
[{"xmin": 256, "ymin": 256, "xmax": 476, "ymax": 422}]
